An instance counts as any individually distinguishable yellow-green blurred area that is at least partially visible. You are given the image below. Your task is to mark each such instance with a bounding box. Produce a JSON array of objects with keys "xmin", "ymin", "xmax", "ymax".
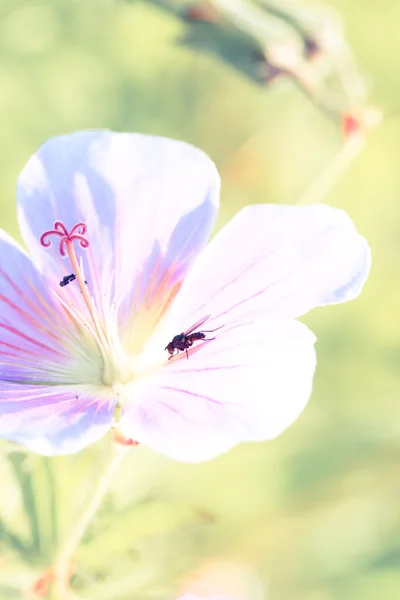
[{"xmin": 0, "ymin": 0, "xmax": 399, "ymax": 599}]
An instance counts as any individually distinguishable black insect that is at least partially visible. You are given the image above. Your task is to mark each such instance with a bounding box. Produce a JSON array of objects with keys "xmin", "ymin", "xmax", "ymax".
[
  {"xmin": 59, "ymin": 273, "xmax": 88, "ymax": 287},
  {"xmin": 59, "ymin": 273, "xmax": 76, "ymax": 287},
  {"xmin": 165, "ymin": 315, "xmax": 222, "ymax": 360}
]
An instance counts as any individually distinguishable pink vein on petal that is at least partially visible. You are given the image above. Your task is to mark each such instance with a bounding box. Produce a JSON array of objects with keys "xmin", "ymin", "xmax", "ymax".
[
  {"xmin": 0, "ymin": 323, "xmax": 65, "ymax": 356},
  {"xmin": 158, "ymin": 385, "xmax": 225, "ymax": 405},
  {"xmin": 0, "ymin": 268, "xmax": 65, "ymax": 331},
  {"xmin": 193, "ymin": 248, "xmax": 276, "ymax": 314},
  {"xmin": 0, "ymin": 294, "xmax": 64, "ymax": 344}
]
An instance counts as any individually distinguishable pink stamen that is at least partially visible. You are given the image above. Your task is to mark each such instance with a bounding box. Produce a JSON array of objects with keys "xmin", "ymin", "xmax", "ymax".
[
  {"xmin": 40, "ymin": 221, "xmax": 89, "ymax": 257},
  {"xmin": 39, "ymin": 220, "xmax": 107, "ymax": 342}
]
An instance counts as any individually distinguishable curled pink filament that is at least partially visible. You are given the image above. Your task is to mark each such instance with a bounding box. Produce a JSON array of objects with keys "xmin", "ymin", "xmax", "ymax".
[{"xmin": 40, "ymin": 221, "xmax": 89, "ymax": 257}]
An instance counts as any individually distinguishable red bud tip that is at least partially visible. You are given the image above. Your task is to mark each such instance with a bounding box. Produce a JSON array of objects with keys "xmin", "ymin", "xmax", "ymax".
[
  {"xmin": 342, "ymin": 113, "xmax": 362, "ymax": 138},
  {"xmin": 185, "ymin": 2, "xmax": 221, "ymax": 24},
  {"xmin": 112, "ymin": 428, "xmax": 139, "ymax": 447},
  {"xmin": 24, "ymin": 569, "xmax": 54, "ymax": 598}
]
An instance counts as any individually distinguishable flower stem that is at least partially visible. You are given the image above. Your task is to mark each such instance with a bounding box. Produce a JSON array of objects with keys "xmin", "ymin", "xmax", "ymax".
[
  {"xmin": 297, "ymin": 135, "xmax": 365, "ymax": 206},
  {"xmin": 54, "ymin": 444, "xmax": 129, "ymax": 599}
]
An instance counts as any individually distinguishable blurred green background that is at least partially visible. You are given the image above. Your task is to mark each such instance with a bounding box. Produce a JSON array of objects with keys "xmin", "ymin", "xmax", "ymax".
[{"xmin": 0, "ymin": 1, "xmax": 399, "ymax": 599}]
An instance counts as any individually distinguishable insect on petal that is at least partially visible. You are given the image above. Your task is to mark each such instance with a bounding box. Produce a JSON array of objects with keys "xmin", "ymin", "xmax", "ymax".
[{"xmin": 120, "ymin": 318, "xmax": 316, "ymax": 462}]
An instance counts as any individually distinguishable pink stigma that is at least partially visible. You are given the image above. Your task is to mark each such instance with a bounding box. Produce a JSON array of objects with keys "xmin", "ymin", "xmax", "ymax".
[{"xmin": 40, "ymin": 221, "xmax": 89, "ymax": 257}]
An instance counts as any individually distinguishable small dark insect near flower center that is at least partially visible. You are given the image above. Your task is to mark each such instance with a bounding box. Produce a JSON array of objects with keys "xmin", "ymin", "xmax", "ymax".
[
  {"xmin": 59, "ymin": 273, "xmax": 76, "ymax": 287},
  {"xmin": 165, "ymin": 315, "xmax": 223, "ymax": 360},
  {"xmin": 59, "ymin": 273, "xmax": 88, "ymax": 288}
]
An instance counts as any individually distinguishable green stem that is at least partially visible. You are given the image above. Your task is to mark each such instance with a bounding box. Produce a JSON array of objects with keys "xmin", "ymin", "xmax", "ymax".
[
  {"xmin": 297, "ymin": 135, "xmax": 365, "ymax": 206},
  {"xmin": 54, "ymin": 444, "xmax": 129, "ymax": 599}
]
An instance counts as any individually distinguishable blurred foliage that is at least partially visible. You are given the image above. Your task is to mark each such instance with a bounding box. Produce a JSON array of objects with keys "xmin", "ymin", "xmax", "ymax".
[{"xmin": 0, "ymin": 0, "xmax": 400, "ymax": 599}]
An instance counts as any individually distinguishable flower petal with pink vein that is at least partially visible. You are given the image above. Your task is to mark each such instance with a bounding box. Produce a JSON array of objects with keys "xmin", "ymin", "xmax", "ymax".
[
  {"xmin": 166, "ymin": 204, "xmax": 370, "ymax": 329},
  {"xmin": 120, "ymin": 319, "xmax": 316, "ymax": 462},
  {"xmin": 0, "ymin": 383, "xmax": 115, "ymax": 455},
  {"xmin": 0, "ymin": 230, "xmax": 102, "ymax": 385}
]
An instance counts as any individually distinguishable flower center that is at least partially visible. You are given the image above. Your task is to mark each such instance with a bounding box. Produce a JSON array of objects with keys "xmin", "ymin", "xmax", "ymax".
[{"xmin": 40, "ymin": 221, "xmax": 134, "ymax": 388}]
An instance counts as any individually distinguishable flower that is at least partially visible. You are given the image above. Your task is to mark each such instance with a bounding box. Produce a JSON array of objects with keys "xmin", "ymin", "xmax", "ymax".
[
  {"xmin": 176, "ymin": 559, "xmax": 264, "ymax": 600},
  {"xmin": 0, "ymin": 131, "xmax": 370, "ymax": 460}
]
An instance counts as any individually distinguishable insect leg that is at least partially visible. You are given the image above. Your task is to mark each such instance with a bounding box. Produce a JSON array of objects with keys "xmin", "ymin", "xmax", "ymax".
[{"xmin": 198, "ymin": 325, "xmax": 224, "ymax": 334}]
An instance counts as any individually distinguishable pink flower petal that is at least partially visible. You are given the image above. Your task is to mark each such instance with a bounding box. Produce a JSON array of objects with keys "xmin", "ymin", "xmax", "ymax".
[
  {"xmin": 0, "ymin": 382, "xmax": 115, "ymax": 455},
  {"xmin": 167, "ymin": 204, "xmax": 370, "ymax": 327},
  {"xmin": 120, "ymin": 318, "xmax": 316, "ymax": 462},
  {"xmin": 0, "ymin": 230, "xmax": 103, "ymax": 385},
  {"xmin": 0, "ymin": 230, "xmax": 114, "ymax": 454},
  {"xmin": 17, "ymin": 132, "xmax": 220, "ymax": 327}
]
